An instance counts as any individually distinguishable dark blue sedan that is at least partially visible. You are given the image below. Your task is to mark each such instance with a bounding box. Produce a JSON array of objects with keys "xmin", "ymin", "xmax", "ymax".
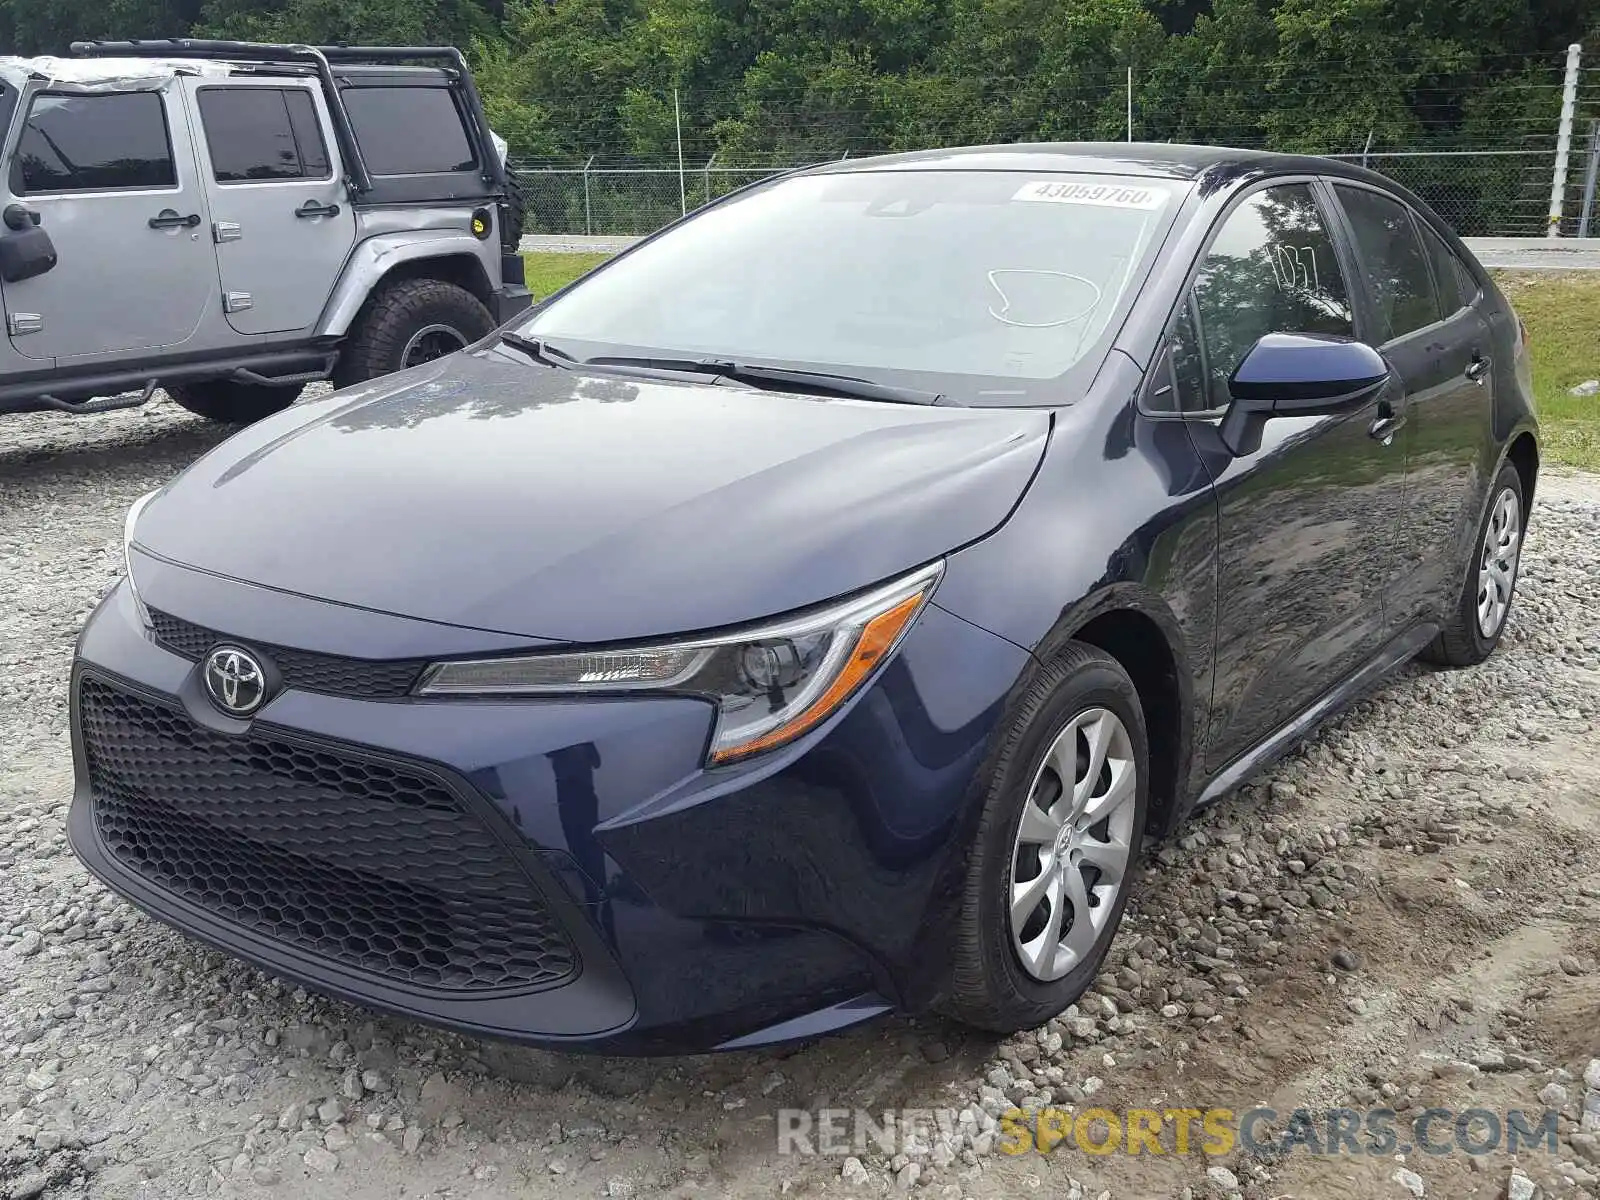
[{"xmin": 70, "ymin": 143, "xmax": 1538, "ymax": 1052}]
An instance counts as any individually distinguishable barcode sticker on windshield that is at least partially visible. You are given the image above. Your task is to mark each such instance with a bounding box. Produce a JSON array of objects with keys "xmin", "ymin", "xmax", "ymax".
[{"xmin": 1013, "ymin": 181, "xmax": 1169, "ymax": 210}]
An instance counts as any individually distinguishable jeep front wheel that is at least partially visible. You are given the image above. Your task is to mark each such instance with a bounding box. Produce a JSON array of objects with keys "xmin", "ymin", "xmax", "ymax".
[
  {"xmin": 168, "ymin": 379, "xmax": 303, "ymax": 424},
  {"xmin": 333, "ymin": 279, "xmax": 495, "ymax": 388}
]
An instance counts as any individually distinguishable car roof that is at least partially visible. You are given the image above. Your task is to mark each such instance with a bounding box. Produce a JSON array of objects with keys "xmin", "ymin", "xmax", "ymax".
[
  {"xmin": 0, "ymin": 55, "xmax": 451, "ymax": 87},
  {"xmin": 807, "ymin": 141, "xmax": 1397, "ymax": 191}
]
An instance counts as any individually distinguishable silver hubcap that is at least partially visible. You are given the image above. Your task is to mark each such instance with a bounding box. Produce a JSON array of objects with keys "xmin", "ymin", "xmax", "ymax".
[
  {"xmin": 1476, "ymin": 488, "xmax": 1521, "ymax": 638},
  {"xmin": 1009, "ymin": 707, "xmax": 1138, "ymax": 983},
  {"xmin": 401, "ymin": 323, "xmax": 468, "ymax": 369}
]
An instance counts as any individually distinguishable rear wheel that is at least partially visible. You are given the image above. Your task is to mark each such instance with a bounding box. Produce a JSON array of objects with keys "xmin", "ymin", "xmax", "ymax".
[
  {"xmin": 332, "ymin": 279, "xmax": 494, "ymax": 389},
  {"xmin": 941, "ymin": 643, "xmax": 1148, "ymax": 1032},
  {"xmin": 168, "ymin": 379, "xmax": 303, "ymax": 424},
  {"xmin": 1419, "ymin": 460, "xmax": 1525, "ymax": 668}
]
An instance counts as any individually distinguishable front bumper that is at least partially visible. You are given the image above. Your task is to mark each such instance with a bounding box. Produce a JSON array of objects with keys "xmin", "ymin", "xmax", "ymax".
[{"xmin": 69, "ymin": 562, "xmax": 1027, "ymax": 1052}]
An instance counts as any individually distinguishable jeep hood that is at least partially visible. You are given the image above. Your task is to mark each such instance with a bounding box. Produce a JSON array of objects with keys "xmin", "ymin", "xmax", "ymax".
[{"xmin": 135, "ymin": 349, "xmax": 1050, "ymax": 644}]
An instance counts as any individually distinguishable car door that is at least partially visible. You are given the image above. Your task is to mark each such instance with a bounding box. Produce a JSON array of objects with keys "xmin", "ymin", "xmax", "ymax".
[
  {"xmin": 1159, "ymin": 181, "xmax": 1408, "ymax": 773},
  {"xmin": 0, "ymin": 74, "xmax": 29, "ymax": 381},
  {"xmin": 1328, "ymin": 182, "xmax": 1494, "ymax": 627},
  {"xmin": 186, "ymin": 78, "xmax": 356, "ymax": 336},
  {"xmin": 1, "ymin": 86, "xmax": 215, "ymax": 362}
]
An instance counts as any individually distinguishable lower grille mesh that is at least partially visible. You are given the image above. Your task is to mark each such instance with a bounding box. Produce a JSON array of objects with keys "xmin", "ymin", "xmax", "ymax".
[{"xmin": 78, "ymin": 675, "xmax": 577, "ymax": 992}]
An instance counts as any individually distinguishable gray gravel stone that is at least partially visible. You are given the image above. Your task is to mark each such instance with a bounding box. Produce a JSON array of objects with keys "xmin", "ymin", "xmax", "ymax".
[
  {"xmin": 1540, "ymin": 1082, "xmax": 1570, "ymax": 1107},
  {"xmin": 304, "ymin": 1145, "xmax": 339, "ymax": 1174},
  {"xmin": 1391, "ymin": 1166, "xmax": 1425, "ymax": 1196},
  {"xmin": 1205, "ymin": 1164, "xmax": 1239, "ymax": 1191}
]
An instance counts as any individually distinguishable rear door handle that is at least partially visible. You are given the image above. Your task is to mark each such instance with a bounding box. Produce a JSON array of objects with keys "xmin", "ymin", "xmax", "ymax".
[
  {"xmin": 295, "ymin": 200, "xmax": 341, "ymax": 219},
  {"xmin": 149, "ymin": 209, "xmax": 200, "ymax": 230},
  {"xmin": 1465, "ymin": 354, "xmax": 1490, "ymax": 384},
  {"xmin": 1368, "ymin": 401, "xmax": 1407, "ymax": 445}
]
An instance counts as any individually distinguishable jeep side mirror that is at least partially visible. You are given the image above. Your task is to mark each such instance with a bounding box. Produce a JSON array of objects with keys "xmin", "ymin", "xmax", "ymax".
[
  {"xmin": 1218, "ymin": 333, "xmax": 1390, "ymax": 456},
  {"xmin": 0, "ymin": 207, "xmax": 58, "ymax": 283},
  {"xmin": 2, "ymin": 203, "xmax": 39, "ymax": 231}
]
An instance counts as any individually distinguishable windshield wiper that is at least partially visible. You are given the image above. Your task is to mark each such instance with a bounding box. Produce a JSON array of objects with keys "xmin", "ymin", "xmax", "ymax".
[
  {"xmin": 499, "ymin": 331, "xmax": 577, "ymax": 369},
  {"xmin": 581, "ymin": 355, "xmax": 941, "ymax": 406}
]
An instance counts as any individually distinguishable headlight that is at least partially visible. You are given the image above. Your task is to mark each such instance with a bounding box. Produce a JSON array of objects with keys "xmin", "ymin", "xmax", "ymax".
[
  {"xmin": 417, "ymin": 562, "xmax": 943, "ymax": 763},
  {"xmin": 123, "ymin": 489, "xmax": 159, "ymax": 624}
]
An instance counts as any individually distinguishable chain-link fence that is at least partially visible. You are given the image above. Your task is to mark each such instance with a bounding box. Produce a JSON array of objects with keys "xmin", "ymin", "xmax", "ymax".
[
  {"xmin": 511, "ymin": 48, "xmax": 1600, "ymax": 240},
  {"xmin": 515, "ymin": 145, "xmax": 1597, "ymax": 238},
  {"xmin": 511, "ymin": 161, "xmax": 809, "ymax": 238}
]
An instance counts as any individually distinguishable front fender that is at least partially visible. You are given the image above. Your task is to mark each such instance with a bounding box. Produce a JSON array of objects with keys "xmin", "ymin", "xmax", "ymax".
[{"xmin": 318, "ymin": 231, "xmax": 493, "ymax": 337}]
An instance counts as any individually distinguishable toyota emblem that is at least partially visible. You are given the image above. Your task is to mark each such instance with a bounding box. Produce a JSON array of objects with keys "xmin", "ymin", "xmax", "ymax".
[{"xmin": 203, "ymin": 645, "xmax": 268, "ymax": 717}]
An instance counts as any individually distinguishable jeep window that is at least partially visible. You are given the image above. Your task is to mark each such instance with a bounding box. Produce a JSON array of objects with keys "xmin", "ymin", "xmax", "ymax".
[
  {"xmin": 13, "ymin": 91, "xmax": 176, "ymax": 194},
  {"xmin": 198, "ymin": 87, "xmax": 331, "ymax": 183},
  {"xmin": 341, "ymin": 87, "xmax": 475, "ymax": 175}
]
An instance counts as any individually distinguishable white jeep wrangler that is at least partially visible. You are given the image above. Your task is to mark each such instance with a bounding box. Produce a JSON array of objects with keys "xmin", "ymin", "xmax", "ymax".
[{"xmin": 0, "ymin": 39, "xmax": 530, "ymax": 423}]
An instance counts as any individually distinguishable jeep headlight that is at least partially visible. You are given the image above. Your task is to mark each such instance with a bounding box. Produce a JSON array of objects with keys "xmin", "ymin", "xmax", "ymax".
[
  {"xmin": 416, "ymin": 562, "xmax": 942, "ymax": 763},
  {"xmin": 123, "ymin": 489, "xmax": 159, "ymax": 625}
]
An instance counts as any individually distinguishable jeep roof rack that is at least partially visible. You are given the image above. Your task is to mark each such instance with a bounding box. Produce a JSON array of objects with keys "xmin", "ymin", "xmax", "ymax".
[{"xmin": 66, "ymin": 39, "xmax": 507, "ymax": 195}]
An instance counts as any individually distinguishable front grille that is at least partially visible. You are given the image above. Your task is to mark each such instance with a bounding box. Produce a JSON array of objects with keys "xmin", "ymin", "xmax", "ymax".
[
  {"xmin": 147, "ymin": 609, "xmax": 426, "ymax": 699},
  {"xmin": 78, "ymin": 675, "xmax": 578, "ymax": 993}
]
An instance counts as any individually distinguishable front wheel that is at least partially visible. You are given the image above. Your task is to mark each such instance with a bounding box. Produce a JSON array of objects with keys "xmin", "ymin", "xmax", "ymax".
[
  {"xmin": 332, "ymin": 279, "xmax": 495, "ymax": 389},
  {"xmin": 1419, "ymin": 460, "xmax": 1525, "ymax": 668},
  {"xmin": 941, "ymin": 643, "xmax": 1148, "ymax": 1032},
  {"xmin": 168, "ymin": 379, "xmax": 303, "ymax": 424}
]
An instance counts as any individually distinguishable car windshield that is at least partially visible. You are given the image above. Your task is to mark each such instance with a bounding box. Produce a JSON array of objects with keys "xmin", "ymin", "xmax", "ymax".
[{"xmin": 517, "ymin": 169, "xmax": 1183, "ymax": 405}]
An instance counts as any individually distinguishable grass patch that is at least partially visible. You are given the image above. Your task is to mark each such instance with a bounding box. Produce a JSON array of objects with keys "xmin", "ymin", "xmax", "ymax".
[
  {"xmin": 1493, "ymin": 270, "xmax": 1600, "ymax": 471},
  {"xmin": 521, "ymin": 253, "xmax": 1599, "ymax": 471},
  {"xmin": 523, "ymin": 251, "xmax": 612, "ymax": 300}
]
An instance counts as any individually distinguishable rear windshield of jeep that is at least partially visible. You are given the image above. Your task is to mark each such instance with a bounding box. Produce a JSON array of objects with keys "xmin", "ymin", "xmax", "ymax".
[{"xmin": 342, "ymin": 85, "xmax": 476, "ymax": 176}]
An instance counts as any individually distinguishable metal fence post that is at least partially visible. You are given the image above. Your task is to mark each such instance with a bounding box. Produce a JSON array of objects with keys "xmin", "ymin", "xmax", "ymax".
[
  {"xmin": 703, "ymin": 153, "xmax": 716, "ymax": 206},
  {"xmin": 1547, "ymin": 42, "xmax": 1582, "ymax": 238},
  {"xmin": 1580, "ymin": 119, "xmax": 1600, "ymax": 239},
  {"xmin": 1126, "ymin": 66, "xmax": 1134, "ymax": 142},
  {"xmin": 674, "ymin": 87, "xmax": 687, "ymax": 217},
  {"xmin": 582, "ymin": 156, "xmax": 594, "ymax": 236}
]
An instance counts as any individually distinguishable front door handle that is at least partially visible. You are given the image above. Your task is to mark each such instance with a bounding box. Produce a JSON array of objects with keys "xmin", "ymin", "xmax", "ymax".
[
  {"xmin": 1465, "ymin": 353, "xmax": 1490, "ymax": 384},
  {"xmin": 1368, "ymin": 400, "xmax": 1407, "ymax": 445},
  {"xmin": 149, "ymin": 209, "xmax": 200, "ymax": 230},
  {"xmin": 295, "ymin": 200, "xmax": 341, "ymax": 219}
]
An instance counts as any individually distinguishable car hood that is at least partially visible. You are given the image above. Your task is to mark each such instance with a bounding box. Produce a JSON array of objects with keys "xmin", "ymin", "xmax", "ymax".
[{"xmin": 136, "ymin": 349, "xmax": 1050, "ymax": 644}]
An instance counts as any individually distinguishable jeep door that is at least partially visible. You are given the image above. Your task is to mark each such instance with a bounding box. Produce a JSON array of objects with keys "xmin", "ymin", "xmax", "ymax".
[
  {"xmin": 1, "ymin": 84, "xmax": 215, "ymax": 361},
  {"xmin": 185, "ymin": 77, "xmax": 355, "ymax": 335}
]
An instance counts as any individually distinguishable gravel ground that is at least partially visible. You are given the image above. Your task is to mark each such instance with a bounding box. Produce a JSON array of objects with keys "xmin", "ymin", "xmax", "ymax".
[{"xmin": 2, "ymin": 398, "xmax": 1599, "ymax": 1200}]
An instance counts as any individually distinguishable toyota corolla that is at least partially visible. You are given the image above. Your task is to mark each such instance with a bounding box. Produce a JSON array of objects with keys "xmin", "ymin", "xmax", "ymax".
[{"xmin": 70, "ymin": 143, "xmax": 1537, "ymax": 1052}]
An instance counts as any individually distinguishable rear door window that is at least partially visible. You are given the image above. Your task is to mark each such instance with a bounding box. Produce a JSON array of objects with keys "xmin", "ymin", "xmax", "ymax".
[
  {"xmin": 198, "ymin": 88, "xmax": 331, "ymax": 182},
  {"xmin": 1334, "ymin": 185, "xmax": 1440, "ymax": 340},
  {"xmin": 342, "ymin": 87, "xmax": 475, "ymax": 175},
  {"xmin": 13, "ymin": 91, "xmax": 176, "ymax": 194},
  {"xmin": 1416, "ymin": 221, "xmax": 1469, "ymax": 317}
]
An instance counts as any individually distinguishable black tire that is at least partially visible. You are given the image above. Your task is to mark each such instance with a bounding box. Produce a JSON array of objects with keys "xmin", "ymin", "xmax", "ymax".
[
  {"xmin": 168, "ymin": 379, "xmax": 303, "ymax": 424},
  {"xmin": 941, "ymin": 642, "xmax": 1149, "ymax": 1033},
  {"xmin": 1419, "ymin": 460, "xmax": 1526, "ymax": 668},
  {"xmin": 332, "ymin": 278, "xmax": 495, "ymax": 389},
  {"xmin": 501, "ymin": 170, "xmax": 528, "ymax": 252}
]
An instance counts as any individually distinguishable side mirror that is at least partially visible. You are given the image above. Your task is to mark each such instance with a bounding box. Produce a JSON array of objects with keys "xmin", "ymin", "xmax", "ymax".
[
  {"xmin": 0, "ymin": 223, "xmax": 57, "ymax": 285},
  {"xmin": 1218, "ymin": 332, "xmax": 1390, "ymax": 456}
]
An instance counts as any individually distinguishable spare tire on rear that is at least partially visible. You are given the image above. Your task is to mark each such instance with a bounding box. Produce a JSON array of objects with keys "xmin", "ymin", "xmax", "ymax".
[{"xmin": 501, "ymin": 170, "xmax": 528, "ymax": 252}]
